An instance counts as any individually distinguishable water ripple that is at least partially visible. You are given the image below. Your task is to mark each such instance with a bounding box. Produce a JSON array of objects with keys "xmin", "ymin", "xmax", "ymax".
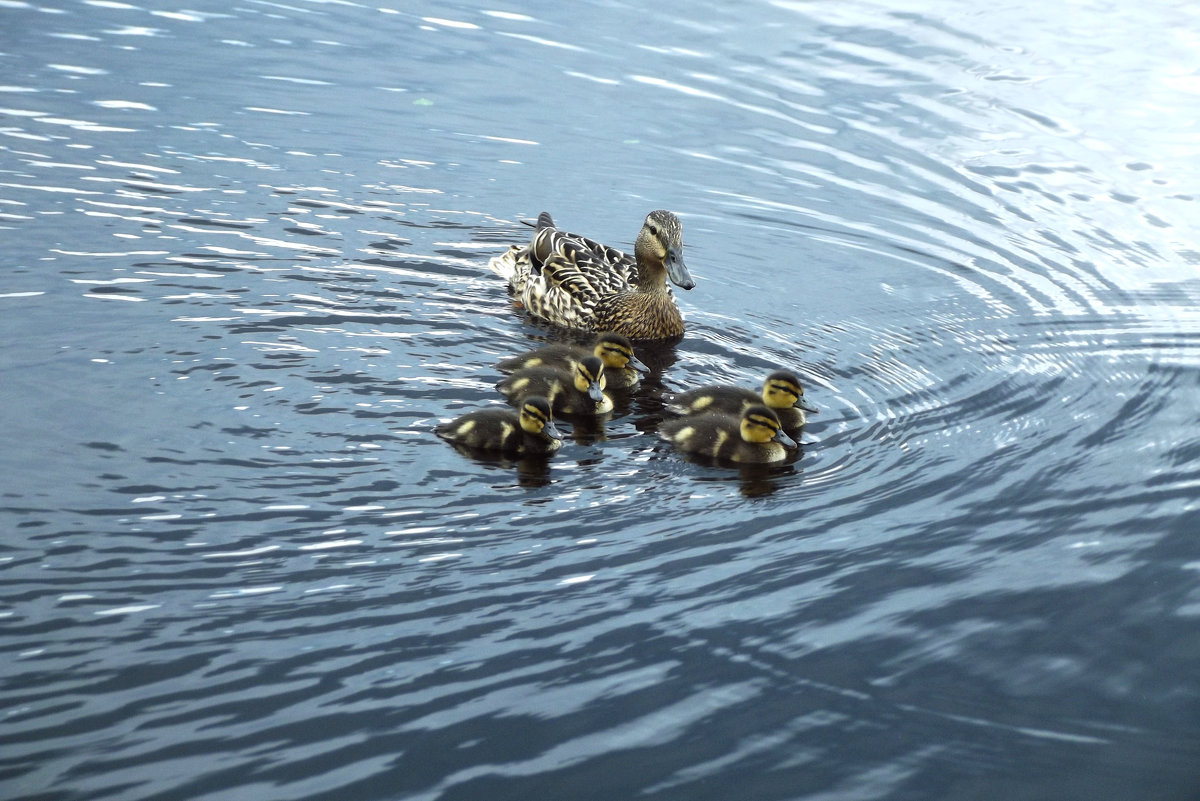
[{"xmin": 3, "ymin": 0, "xmax": 1200, "ymax": 798}]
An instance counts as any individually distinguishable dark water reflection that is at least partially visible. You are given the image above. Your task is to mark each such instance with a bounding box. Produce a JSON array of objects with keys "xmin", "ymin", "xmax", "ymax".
[{"xmin": 3, "ymin": 1, "xmax": 1200, "ymax": 800}]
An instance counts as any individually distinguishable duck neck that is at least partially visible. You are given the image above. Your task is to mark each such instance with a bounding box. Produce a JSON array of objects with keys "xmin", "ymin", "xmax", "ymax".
[{"xmin": 634, "ymin": 259, "xmax": 669, "ymax": 293}]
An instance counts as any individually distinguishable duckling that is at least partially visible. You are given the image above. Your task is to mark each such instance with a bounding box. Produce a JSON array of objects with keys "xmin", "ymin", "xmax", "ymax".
[
  {"xmin": 496, "ymin": 354, "xmax": 614, "ymax": 415},
  {"xmin": 659, "ymin": 405, "xmax": 797, "ymax": 464},
  {"xmin": 664, "ymin": 369, "xmax": 818, "ymax": 431},
  {"xmin": 496, "ymin": 332, "xmax": 648, "ymax": 390},
  {"xmin": 488, "ymin": 210, "xmax": 696, "ymax": 340},
  {"xmin": 435, "ymin": 395, "xmax": 562, "ymax": 455}
]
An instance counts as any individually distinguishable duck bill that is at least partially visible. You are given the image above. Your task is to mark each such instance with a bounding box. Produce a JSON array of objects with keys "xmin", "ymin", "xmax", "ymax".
[
  {"xmin": 773, "ymin": 429, "xmax": 798, "ymax": 449},
  {"xmin": 544, "ymin": 421, "xmax": 563, "ymax": 440},
  {"xmin": 665, "ymin": 248, "xmax": 696, "ymax": 290},
  {"xmin": 587, "ymin": 381, "xmax": 605, "ymax": 402},
  {"xmin": 796, "ymin": 397, "xmax": 818, "ymax": 413},
  {"xmin": 628, "ymin": 354, "xmax": 649, "ymax": 373}
]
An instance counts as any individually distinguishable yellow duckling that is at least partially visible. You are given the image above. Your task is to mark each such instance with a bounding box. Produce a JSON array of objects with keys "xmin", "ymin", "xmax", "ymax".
[
  {"xmin": 496, "ymin": 354, "xmax": 614, "ymax": 415},
  {"xmin": 488, "ymin": 210, "xmax": 696, "ymax": 340},
  {"xmin": 664, "ymin": 369, "xmax": 818, "ymax": 431},
  {"xmin": 496, "ymin": 332, "xmax": 648, "ymax": 390},
  {"xmin": 659, "ymin": 405, "xmax": 798, "ymax": 464},
  {"xmin": 435, "ymin": 395, "xmax": 562, "ymax": 455}
]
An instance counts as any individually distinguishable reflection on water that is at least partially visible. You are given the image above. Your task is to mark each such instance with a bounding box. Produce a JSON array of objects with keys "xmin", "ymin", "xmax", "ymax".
[
  {"xmin": 438, "ymin": 443, "xmax": 557, "ymax": 489},
  {"xmin": 3, "ymin": 0, "xmax": 1200, "ymax": 799}
]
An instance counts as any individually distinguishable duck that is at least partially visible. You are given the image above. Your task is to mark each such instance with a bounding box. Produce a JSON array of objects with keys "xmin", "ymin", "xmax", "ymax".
[
  {"xmin": 663, "ymin": 369, "xmax": 818, "ymax": 432},
  {"xmin": 496, "ymin": 354, "xmax": 614, "ymax": 415},
  {"xmin": 488, "ymin": 210, "xmax": 696, "ymax": 340},
  {"xmin": 496, "ymin": 332, "xmax": 648, "ymax": 390},
  {"xmin": 435, "ymin": 395, "xmax": 562, "ymax": 455},
  {"xmin": 659, "ymin": 404, "xmax": 797, "ymax": 464}
]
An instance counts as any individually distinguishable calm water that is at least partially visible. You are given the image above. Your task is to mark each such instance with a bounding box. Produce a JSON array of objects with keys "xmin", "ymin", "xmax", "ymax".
[{"xmin": 3, "ymin": 1, "xmax": 1199, "ymax": 799}]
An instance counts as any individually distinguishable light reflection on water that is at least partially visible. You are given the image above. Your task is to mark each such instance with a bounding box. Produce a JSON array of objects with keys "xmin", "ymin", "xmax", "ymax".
[{"xmin": 2, "ymin": 0, "xmax": 1199, "ymax": 799}]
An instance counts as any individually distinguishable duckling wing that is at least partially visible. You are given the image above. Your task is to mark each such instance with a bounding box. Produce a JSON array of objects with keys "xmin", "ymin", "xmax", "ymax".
[
  {"xmin": 665, "ymin": 385, "xmax": 755, "ymax": 416},
  {"xmin": 496, "ymin": 343, "xmax": 584, "ymax": 374}
]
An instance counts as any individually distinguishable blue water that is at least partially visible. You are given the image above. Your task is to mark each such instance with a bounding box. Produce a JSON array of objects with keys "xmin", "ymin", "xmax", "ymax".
[{"xmin": 3, "ymin": 1, "xmax": 1199, "ymax": 799}]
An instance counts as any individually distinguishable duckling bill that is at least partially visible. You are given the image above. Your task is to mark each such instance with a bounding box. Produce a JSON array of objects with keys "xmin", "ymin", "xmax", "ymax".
[
  {"xmin": 436, "ymin": 396, "xmax": 562, "ymax": 455},
  {"xmin": 660, "ymin": 404, "xmax": 797, "ymax": 464},
  {"xmin": 496, "ymin": 355, "xmax": 614, "ymax": 415}
]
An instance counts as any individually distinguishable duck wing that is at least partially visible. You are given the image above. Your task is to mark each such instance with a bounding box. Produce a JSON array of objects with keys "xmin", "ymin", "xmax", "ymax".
[
  {"xmin": 527, "ymin": 213, "xmax": 639, "ymax": 285},
  {"xmin": 538, "ymin": 241, "xmax": 635, "ymax": 306}
]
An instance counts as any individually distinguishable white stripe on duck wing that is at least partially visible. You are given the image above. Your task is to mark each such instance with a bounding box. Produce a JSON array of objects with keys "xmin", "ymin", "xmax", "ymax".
[
  {"xmin": 488, "ymin": 210, "xmax": 695, "ymax": 340},
  {"xmin": 528, "ymin": 213, "xmax": 639, "ymax": 286}
]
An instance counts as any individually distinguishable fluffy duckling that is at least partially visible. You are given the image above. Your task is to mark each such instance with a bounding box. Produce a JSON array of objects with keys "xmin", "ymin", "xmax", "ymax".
[
  {"xmin": 496, "ymin": 354, "xmax": 614, "ymax": 415},
  {"xmin": 496, "ymin": 332, "xmax": 648, "ymax": 390},
  {"xmin": 435, "ymin": 396, "xmax": 562, "ymax": 455},
  {"xmin": 664, "ymin": 369, "xmax": 818, "ymax": 431},
  {"xmin": 659, "ymin": 405, "xmax": 797, "ymax": 464},
  {"xmin": 488, "ymin": 210, "xmax": 695, "ymax": 339}
]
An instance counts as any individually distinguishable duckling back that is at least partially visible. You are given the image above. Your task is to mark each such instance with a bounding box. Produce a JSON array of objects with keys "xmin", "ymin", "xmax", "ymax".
[
  {"xmin": 436, "ymin": 397, "xmax": 562, "ymax": 455},
  {"xmin": 659, "ymin": 405, "xmax": 796, "ymax": 464},
  {"xmin": 665, "ymin": 370, "xmax": 816, "ymax": 431},
  {"xmin": 496, "ymin": 333, "xmax": 645, "ymax": 389},
  {"xmin": 495, "ymin": 344, "xmax": 593, "ymax": 378},
  {"xmin": 665, "ymin": 384, "xmax": 759, "ymax": 416},
  {"xmin": 496, "ymin": 356, "xmax": 614, "ymax": 416}
]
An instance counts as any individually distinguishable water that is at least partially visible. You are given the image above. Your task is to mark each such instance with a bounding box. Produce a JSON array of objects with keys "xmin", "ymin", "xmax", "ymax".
[{"xmin": 3, "ymin": 1, "xmax": 1199, "ymax": 799}]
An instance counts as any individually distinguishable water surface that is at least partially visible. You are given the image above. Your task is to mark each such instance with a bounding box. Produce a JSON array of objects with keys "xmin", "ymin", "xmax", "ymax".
[{"xmin": 3, "ymin": 1, "xmax": 1199, "ymax": 799}]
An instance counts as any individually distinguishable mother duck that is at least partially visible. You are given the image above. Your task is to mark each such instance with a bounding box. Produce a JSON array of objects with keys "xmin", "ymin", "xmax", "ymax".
[{"xmin": 488, "ymin": 210, "xmax": 696, "ymax": 340}]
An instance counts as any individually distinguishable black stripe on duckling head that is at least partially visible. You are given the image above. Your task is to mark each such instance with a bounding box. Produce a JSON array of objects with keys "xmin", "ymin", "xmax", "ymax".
[
  {"xmin": 519, "ymin": 395, "xmax": 562, "ymax": 440},
  {"xmin": 574, "ymin": 355, "xmax": 606, "ymax": 402},
  {"xmin": 741, "ymin": 404, "xmax": 797, "ymax": 450},
  {"xmin": 763, "ymin": 369, "xmax": 818, "ymax": 414},
  {"xmin": 594, "ymin": 332, "xmax": 648, "ymax": 373}
]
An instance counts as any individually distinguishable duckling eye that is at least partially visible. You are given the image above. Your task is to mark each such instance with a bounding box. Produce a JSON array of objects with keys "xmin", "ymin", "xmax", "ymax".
[{"xmin": 647, "ymin": 224, "xmax": 659, "ymax": 237}]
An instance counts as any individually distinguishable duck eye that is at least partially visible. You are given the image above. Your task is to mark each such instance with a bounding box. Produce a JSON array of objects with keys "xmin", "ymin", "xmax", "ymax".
[{"xmin": 647, "ymin": 224, "xmax": 659, "ymax": 237}]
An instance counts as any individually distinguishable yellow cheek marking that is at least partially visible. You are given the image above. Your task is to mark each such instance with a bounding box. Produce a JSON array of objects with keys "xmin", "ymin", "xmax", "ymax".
[
  {"xmin": 596, "ymin": 394, "xmax": 613, "ymax": 414},
  {"xmin": 500, "ymin": 422, "xmax": 514, "ymax": 439},
  {"xmin": 691, "ymin": 396, "xmax": 713, "ymax": 412},
  {"xmin": 766, "ymin": 386, "xmax": 797, "ymax": 404},
  {"xmin": 673, "ymin": 425, "xmax": 695, "ymax": 443},
  {"xmin": 512, "ymin": 377, "xmax": 530, "ymax": 392},
  {"xmin": 455, "ymin": 420, "xmax": 476, "ymax": 437}
]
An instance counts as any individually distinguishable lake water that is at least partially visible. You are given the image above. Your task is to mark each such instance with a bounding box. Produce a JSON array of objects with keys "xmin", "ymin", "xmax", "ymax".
[{"xmin": 3, "ymin": 1, "xmax": 1199, "ymax": 799}]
